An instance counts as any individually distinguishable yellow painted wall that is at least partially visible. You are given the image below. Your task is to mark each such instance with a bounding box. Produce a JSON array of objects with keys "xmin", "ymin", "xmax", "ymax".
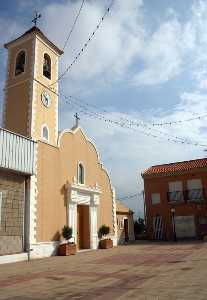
[
  {"xmin": 4, "ymin": 34, "xmax": 60, "ymax": 144},
  {"xmin": 36, "ymin": 127, "xmax": 113, "ymax": 242},
  {"xmin": 4, "ymin": 37, "xmax": 33, "ymax": 136},
  {"xmin": 32, "ymin": 37, "xmax": 59, "ymax": 144},
  {"xmin": 116, "ymin": 213, "xmax": 134, "ymax": 243},
  {"xmin": 5, "ymin": 81, "xmax": 31, "ymax": 135}
]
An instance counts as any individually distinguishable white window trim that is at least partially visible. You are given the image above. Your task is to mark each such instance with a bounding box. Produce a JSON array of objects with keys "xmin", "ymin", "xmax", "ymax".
[
  {"xmin": 41, "ymin": 124, "xmax": 50, "ymax": 142},
  {"xmin": 119, "ymin": 217, "xmax": 128, "ymax": 230},
  {"xmin": 77, "ymin": 161, "xmax": 85, "ymax": 185},
  {"xmin": 119, "ymin": 219, "xmax": 124, "ymax": 229},
  {"xmin": 13, "ymin": 48, "xmax": 27, "ymax": 78}
]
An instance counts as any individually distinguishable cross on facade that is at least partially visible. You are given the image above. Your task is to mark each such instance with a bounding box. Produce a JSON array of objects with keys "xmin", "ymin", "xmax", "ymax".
[
  {"xmin": 32, "ymin": 11, "xmax": 42, "ymax": 27},
  {"xmin": 74, "ymin": 112, "xmax": 80, "ymax": 127}
]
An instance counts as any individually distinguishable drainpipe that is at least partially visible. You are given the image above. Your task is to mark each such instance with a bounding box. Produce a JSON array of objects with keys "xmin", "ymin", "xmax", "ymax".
[{"xmin": 171, "ymin": 208, "xmax": 177, "ymax": 242}]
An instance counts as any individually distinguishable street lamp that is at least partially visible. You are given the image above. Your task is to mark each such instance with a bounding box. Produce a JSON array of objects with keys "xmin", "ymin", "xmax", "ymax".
[{"xmin": 171, "ymin": 208, "xmax": 177, "ymax": 242}]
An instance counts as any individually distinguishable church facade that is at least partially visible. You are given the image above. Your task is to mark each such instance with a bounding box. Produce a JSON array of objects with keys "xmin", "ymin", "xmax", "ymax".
[{"xmin": 0, "ymin": 26, "xmax": 117, "ymax": 262}]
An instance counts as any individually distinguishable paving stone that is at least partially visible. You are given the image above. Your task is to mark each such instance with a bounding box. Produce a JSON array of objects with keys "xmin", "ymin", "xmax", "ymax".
[{"xmin": 0, "ymin": 241, "xmax": 206, "ymax": 299}]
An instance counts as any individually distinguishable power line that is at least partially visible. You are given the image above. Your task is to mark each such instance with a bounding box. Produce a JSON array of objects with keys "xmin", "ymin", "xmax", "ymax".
[
  {"xmin": 62, "ymin": 0, "xmax": 86, "ymax": 51},
  {"xmin": 77, "ymin": 99, "xmax": 207, "ymax": 128},
  {"xmin": 59, "ymin": 91, "xmax": 205, "ymax": 146},
  {"xmin": 151, "ymin": 112, "xmax": 207, "ymax": 126},
  {"xmin": 118, "ymin": 192, "xmax": 142, "ymax": 201},
  {"xmin": 58, "ymin": 89, "xmax": 207, "ymax": 144},
  {"xmin": 50, "ymin": 0, "xmax": 115, "ymax": 86},
  {"xmin": 61, "ymin": 93, "xmax": 207, "ymax": 147},
  {"xmin": 58, "ymin": 90, "xmax": 207, "ymax": 148}
]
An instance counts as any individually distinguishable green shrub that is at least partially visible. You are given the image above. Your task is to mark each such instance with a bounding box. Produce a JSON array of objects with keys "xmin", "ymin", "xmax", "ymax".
[
  {"xmin": 99, "ymin": 225, "xmax": 110, "ymax": 237},
  {"xmin": 62, "ymin": 225, "xmax": 72, "ymax": 240}
]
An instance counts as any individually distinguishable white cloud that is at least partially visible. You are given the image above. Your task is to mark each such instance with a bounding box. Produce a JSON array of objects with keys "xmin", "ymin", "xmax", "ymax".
[
  {"xmin": 1, "ymin": 0, "xmax": 207, "ymax": 216},
  {"xmin": 133, "ymin": 15, "xmax": 196, "ymax": 86},
  {"xmin": 42, "ymin": 0, "xmax": 145, "ymax": 87}
]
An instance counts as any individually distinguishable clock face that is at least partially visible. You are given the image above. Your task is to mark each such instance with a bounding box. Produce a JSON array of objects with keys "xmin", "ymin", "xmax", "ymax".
[{"xmin": 41, "ymin": 91, "xmax": 51, "ymax": 108}]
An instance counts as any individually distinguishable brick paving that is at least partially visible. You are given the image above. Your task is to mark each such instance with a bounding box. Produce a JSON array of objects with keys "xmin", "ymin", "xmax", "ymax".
[{"xmin": 0, "ymin": 241, "xmax": 207, "ymax": 299}]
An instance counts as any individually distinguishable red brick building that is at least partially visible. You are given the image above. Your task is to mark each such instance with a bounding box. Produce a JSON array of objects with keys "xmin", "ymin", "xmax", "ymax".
[{"xmin": 142, "ymin": 158, "xmax": 207, "ymax": 241}]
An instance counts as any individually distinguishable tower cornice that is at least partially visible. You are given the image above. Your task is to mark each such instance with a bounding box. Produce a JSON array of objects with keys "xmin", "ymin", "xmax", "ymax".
[{"xmin": 4, "ymin": 26, "xmax": 64, "ymax": 56}]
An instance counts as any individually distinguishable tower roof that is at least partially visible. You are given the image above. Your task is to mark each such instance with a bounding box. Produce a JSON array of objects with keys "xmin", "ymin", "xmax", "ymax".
[{"xmin": 4, "ymin": 26, "xmax": 64, "ymax": 55}]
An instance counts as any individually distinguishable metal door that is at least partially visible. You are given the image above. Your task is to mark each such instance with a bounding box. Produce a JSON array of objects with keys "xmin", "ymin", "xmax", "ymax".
[
  {"xmin": 174, "ymin": 215, "xmax": 196, "ymax": 238},
  {"xmin": 153, "ymin": 215, "xmax": 163, "ymax": 240}
]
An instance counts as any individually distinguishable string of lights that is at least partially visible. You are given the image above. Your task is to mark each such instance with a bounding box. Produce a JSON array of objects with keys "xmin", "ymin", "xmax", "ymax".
[
  {"xmin": 151, "ymin": 112, "xmax": 207, "ymax": 126},
  {"xmin": 56, "ymin": 88, "xmax": 207, "ymax": 146},
  {"xmin": 59, "ymin": 91, "xmax": 204, "ymax": 145},
  {"xmin": 62, "ymin": 0, "xmax": 86, "ymax": 51},
  {"xmin": 118, "ymin": 192, "xmax": 142, "ymax": 201},
  {"xmin": 61, "ymin": 93, "xmax": 207, "ymax": 129},
  {"xmin": 49, "ymin": 0, "xmax": 115, "ymax": 86},
  {"xmin": 58, "ymin": 90, "xmax": 207, "ymax": 148}
]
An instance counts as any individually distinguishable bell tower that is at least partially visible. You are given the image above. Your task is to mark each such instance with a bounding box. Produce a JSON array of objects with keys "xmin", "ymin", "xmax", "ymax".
[{"xmin": 3, "ymin": 26, "xmax": 63, "ymax": 145}]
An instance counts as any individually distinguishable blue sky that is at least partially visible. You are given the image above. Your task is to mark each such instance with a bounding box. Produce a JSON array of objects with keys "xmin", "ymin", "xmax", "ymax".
[{"xmin": 1, "ymin": 0, "xmax": 207, "ymax": 217}]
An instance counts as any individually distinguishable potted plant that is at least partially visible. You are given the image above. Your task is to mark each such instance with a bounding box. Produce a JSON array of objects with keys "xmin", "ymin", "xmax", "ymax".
[
  {"xmin": 99, "ymin": 225, "xmax": 113, "ymax": 249},
  {"xmin": 58, "ymin": 225, "xmax": 77, "ymax": 256}
]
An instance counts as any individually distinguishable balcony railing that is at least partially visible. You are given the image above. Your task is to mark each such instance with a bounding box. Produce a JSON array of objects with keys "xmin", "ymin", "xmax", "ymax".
[
  {"xmin": 0, "ymin": 127, "xmax": 36, "ymax": 175},
  {"xmin": 167, "ymin": 189, "xmax": 205, "ymax": 203},
  {"xmin": 186, "ymin": 188, "xmax": 204, "ymax": 202},
  {"xmin": 167, "ymin": 191, "xmax": 184, "ymax": 202}
]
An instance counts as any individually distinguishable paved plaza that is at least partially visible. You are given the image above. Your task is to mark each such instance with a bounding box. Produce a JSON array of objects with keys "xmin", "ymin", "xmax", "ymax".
[{"xmin": 0, "ymin": 241, "xmax": 207, "ymax": 299}]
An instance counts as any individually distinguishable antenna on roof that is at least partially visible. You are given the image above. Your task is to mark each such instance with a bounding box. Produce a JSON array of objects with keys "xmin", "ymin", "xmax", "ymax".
[{"xmin": 32, "ymin": 10, "xmax": 42, "ymax": 27}]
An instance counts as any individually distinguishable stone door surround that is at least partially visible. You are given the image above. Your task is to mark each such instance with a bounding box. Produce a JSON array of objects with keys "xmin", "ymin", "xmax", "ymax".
[{"xmin": 67, "ymin": 183, "xmax": 101, "ymax": 249}]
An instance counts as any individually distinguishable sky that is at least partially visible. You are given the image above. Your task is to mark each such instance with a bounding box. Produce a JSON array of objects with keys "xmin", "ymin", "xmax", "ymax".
[{"xmin": 1, "ymin": 0, "xmax": 207, "ymax": 218}]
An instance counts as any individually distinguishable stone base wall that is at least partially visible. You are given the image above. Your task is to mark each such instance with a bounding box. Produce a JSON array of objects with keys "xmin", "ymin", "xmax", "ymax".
[
  {"xmin": 0, "ymin": 170, "xmax": 25, "ymax": 255},
  {"xmin": 0, "ymin": 236, "xmax": 23, "ymax": 255}
]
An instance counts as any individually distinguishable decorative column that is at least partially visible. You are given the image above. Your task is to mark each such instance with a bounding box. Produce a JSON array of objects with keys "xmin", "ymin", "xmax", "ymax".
[
  {"xmin": 68, "ymin": 190, "xmax": 78, "ymax": 244},
  {"xmin": 90, "ymin": 194, "xmax": 99, "ymax": 249}
]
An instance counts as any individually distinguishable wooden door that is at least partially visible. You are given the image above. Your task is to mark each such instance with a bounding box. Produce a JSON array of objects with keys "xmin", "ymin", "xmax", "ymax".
[
  {"xmin": 77, "ymin": 205, "xmax": 83, "ymax": 249},
  {"xmin": 124, "ymin": 218, "xmax": 129, "ymax": 242}
]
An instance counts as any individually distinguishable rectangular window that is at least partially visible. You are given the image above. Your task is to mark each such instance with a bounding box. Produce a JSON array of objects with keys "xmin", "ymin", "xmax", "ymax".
[
  {"xmin": 151, "ymin": 193, "xmax": 160, "ymax": 205},
  {"xmin": 187, "ymin": 179, "xmax": 202, "ymax": 189},
  {"xmin": 187, "ymin": 179, "xmax": 203, "ymax": 202},
  {"xmin": 119, "ymin": 220, "xmax": 124, "ymax": 229},
  {"xmin": 168, "ymin": 181, "xmax": 183, "ymax": 202},
  {"xmin": 198, "ymin": 216, "xmax": 207, "ymax": 225},
  {"xmin": 169, "ymin": 181, "xmax": 183, "ymax": 192}
]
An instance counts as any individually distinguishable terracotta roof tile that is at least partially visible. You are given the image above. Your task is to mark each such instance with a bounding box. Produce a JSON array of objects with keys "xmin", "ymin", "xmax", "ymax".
[{"xmin": 142, "ymin": 158, "xmax": 207, "ymax": 177}]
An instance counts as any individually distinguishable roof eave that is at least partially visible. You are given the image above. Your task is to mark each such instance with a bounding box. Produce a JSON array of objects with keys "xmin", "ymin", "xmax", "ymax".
[
  {"xmin": 142, "ymin": 166, "xmax": 207, "ymax": 179},
  {"xmin": 4, "ymin": 26, "xmax": 64, "ymax": 56}
]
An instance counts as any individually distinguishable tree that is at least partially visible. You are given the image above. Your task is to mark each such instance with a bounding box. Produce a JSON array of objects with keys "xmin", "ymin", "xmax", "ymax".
[{"xmin": 134, "ymin": 217, "xmax": 145, "ymax": 235}]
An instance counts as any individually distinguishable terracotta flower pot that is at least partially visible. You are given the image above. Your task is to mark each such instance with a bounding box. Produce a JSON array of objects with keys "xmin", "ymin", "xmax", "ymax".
[
  {"xmin": 99, "ymin": 238, "xmax": 113, "ymax": 249},
  {"xmin": 58, "ymin": 243, "xmax": 77, "ymax": 256}
]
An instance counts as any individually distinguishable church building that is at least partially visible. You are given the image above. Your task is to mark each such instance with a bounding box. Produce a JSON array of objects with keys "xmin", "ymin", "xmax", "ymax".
[{"xmin": 0, "ymin": 26, "xmax": 117, "ymax": 263}]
